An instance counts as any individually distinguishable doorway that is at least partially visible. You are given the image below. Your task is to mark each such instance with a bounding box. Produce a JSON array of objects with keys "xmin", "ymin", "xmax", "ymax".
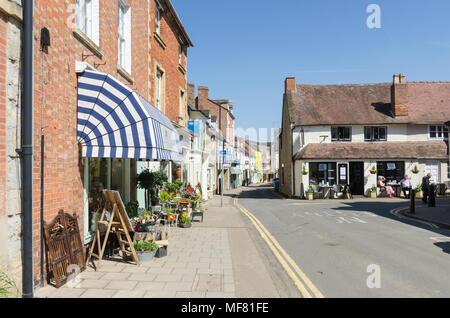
[
  {"xmin": 425, "ymin": 162, "xmax": 440, "ymax": 184},
  {"xmin": 349, "ymin": 162, "xmax": 365, "ymax": 195}
]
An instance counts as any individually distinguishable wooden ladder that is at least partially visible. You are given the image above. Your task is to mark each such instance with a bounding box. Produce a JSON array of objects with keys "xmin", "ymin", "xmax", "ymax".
[{"xmin": 86, "ymin": 190, "xmax": 140, "ymax": 269}]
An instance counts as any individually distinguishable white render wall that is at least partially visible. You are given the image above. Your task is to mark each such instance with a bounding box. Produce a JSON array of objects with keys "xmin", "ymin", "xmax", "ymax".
[{"xmin": 295, "ymin": 124, "xmax": 429, "ymax": 150}]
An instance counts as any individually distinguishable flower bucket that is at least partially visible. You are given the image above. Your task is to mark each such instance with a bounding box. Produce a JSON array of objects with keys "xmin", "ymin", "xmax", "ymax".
[
  {"xmin": 368, "ymin": 191, "xmax": 377, "ymax": 198},
  {"xmin": 137, "ymin": 250, "xmax": 155, "ymax": 264}
]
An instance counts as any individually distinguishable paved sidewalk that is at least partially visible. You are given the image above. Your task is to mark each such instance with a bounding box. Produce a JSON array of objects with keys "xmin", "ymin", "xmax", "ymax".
[
  {"xmin": 401, "ymin": 198, "xmax": 450, "ymax": 229},
  {"xmin": 35, "ymin": 186, "xmax": 283, "ymax": 298}
]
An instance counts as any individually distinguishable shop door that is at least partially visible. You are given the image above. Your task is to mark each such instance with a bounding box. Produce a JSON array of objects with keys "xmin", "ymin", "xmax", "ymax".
[
  {"xmin": 338, "ymin": 163, "xmax": 348, "ymax": 185},
  {"xmin": 425, "ymin": 162, "xmax": 440, "ymax": 184},
  {"xmin": 349, "ymin": 162, "xmax": 365, "ymax": 195}
]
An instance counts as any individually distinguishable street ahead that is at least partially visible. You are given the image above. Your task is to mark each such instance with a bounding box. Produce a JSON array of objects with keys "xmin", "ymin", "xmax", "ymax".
[{"xmin": 238, "ymin": 185, "xmax": 450, "ymax": 298}]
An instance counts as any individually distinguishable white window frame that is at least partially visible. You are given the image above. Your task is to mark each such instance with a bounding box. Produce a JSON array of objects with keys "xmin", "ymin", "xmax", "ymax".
[
  {"xmin": 429, "ymin": 125, "xmax": 449, "ymax": 140},
  {"xmin": 118, "ymin": 0, "xmax": 131, "ymax": 74},
  {"xmin": 155, "ymin": 7, "xmax": 161, "ymax": 35},
  {"xmin": 179, "ymin": 43, "xmax": 183, "ymax": 65},
  {"xmin": 76, "ymin": 0, "xmax": 100, "ymax": 46},
  {"xmin": 156, "ymin": 69, "xmax": 163, "ymax": 111},
  {"xmin": 179, "ymin": 90, "xmax": 185, "ymax": 119}
]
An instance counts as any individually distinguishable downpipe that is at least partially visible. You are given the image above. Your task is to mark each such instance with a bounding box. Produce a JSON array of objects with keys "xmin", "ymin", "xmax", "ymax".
[{"xmin": 18, "ymin": 0, "xmax": 35, "ymax": 298}]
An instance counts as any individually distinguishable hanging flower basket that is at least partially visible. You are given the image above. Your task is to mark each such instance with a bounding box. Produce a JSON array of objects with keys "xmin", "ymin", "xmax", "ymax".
[{"xmin": 411, "ymin": 165, "xmax": 419, "ymax": 174}]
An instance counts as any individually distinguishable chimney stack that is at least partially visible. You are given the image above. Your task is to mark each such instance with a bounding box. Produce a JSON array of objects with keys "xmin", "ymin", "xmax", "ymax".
[
  {"xmin": 285, "ymin": 77, "xmax": 296, "ymax": 93},
  {"xmin": 198, "ymin": 86, "xmax": 209, "ymax": 100},
  {"xmin": 391, "ymin": 73, "xmax": 408, "ymax": 117},
  {"xmin": 187, "ymin": 83, "xmax": 195, "ymax": 107}
]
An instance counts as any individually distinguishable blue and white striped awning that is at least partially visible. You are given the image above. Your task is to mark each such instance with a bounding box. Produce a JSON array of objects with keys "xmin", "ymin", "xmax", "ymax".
[{"xmin": 77, "ymin": 70, "xmax": 182, "ymax": 162}]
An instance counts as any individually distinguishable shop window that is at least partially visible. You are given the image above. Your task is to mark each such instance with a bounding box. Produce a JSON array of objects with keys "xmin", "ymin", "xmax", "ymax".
[
  {"xmin": 309, "ymin": 162, "xmax": 337, "ymax": 185},
  {"xmin": 331, "ymin": 127, "xmax": 351, "ymax": 142},
  {"xmin": 377, "ymin": 161, "xmax": 405, "ymax": 183}
]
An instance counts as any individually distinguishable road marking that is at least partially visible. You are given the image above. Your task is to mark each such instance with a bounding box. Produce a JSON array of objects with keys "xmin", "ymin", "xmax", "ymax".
[
  {"xmin": 234, "ymin": 197, "xmax": 324, "ymax": 298},
  {"xmin": 430, "ymin": 236, "xmax": 450, "ymax": 242},
  {"xmin": 390, "ymin": 207, "xmax": 438, "ymax": 229}
]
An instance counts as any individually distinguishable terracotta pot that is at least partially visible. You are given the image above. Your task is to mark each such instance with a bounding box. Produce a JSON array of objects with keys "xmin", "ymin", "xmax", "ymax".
[{"xmin": 176, "ymin": 168, "xmax": 182, "ymax": 181}]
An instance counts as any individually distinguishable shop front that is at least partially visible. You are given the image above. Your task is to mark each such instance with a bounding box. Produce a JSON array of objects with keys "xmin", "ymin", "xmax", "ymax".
[{"xmin": 77, "ymin": 69, "xmax": 182, "ymax": 243}]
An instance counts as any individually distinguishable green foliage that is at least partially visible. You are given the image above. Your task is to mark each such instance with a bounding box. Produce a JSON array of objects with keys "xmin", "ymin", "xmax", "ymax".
[
  {"xmin": 412, "ymin": 165, "xmax": 419, "ymax": 174},
  {"xmin": 126, "ymin": 201, "xmax": 139, "ymax": 218},
  {"xmin": 369, "ymin": 185, "xmax": 377, "ymax": 192},
  {"xmin": 306, "ymin": 185, "xmax": 314, "ymax": 194},
  {"xmin": 133, "ymin": 241, "xmax": 159, "ymax": 252},
  {"xmin": 415, "ymin": 184, "xmax": 423, "ymax": 192},
  {"xmin": 0, "ymin": 272, "xmax": 20, "ymax": 298},
  {"xmin": 136, "ymin": 169, "xmax": 168, "ymax": 206},
  {"xmin": 159, "ymin": 191, "xmax": 171, "ymax": 203},
  {"xmin": 164, "ymin": 181, "xmax": 184, "ymax": 198}
]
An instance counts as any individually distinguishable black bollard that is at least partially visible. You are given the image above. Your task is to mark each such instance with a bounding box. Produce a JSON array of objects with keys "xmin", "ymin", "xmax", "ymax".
[
  {"xmin": 410, "ymin": 189, "xmax": 415, "ymax": 214},
  {"xmin": 428, "ymin": 184, "xmax": 436, "ymax": 208}
]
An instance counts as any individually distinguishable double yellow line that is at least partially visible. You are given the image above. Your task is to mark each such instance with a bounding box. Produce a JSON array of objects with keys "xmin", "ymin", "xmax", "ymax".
[{"xmin": 234, "ymin": 197, "xmax": 324, "ymax": 298}]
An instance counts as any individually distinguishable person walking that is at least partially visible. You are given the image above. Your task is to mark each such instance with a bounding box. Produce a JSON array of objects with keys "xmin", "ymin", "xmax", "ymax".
[
  {"xmin": 422, "ymin": 173, "xmax": 432, "ymax": 204},
  {"xmin": 400, "ymin": 175, "xmax": 412, "ymax": 199}
]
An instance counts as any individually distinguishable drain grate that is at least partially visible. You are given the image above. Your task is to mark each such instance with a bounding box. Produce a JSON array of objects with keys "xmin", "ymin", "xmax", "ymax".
[{"xmin": 193, "ymin": 274, "xmax": 224, "ymax": 292}]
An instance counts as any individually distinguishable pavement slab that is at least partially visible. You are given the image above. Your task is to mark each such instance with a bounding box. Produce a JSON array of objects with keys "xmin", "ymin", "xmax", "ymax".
[{"xmin": 34, "ymin": 186, "xmax": 287, "ymax": 298}]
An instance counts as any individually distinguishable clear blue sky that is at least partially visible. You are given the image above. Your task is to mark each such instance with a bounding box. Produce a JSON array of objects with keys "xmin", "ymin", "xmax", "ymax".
[{"xmin": 172, "ymin": 0, "xmax": 450, "ymax": 140}]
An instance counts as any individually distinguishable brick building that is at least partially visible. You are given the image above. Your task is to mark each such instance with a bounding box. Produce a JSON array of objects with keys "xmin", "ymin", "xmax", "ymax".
[
  {"xmin": 188, "ymin": 84, "xmax": 235, "ymax": 191},
  {"xmin": 3, "ymin": 0, "xmax": 193, "ymax": 288}
]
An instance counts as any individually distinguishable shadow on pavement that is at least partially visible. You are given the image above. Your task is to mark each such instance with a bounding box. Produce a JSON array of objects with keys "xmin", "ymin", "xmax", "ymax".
[{"xmin": 434, "ymin": 242, "xmax": 450, "ymax": 255}]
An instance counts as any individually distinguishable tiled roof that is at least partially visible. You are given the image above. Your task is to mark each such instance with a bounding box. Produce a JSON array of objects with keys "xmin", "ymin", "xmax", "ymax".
[
  {"xmin": 294, "ymin": 141, "xmax": 448, "ymax": 160},
  {"xmin": 287, "ymin": 82, "xmax": 450, "ymax": 126}
]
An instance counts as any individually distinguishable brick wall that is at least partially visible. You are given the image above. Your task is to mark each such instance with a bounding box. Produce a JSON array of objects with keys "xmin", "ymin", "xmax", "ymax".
[
  {"xmin": 149, "ymin": 0, "xmax": 189, "ymax": 126},
  {"xmin": 196, "ymin": 86, "xmax": 235, "ymax": 143},
  {"xmin": 32, "ymin": 0, "xmax": 154, "ymax": 283}
]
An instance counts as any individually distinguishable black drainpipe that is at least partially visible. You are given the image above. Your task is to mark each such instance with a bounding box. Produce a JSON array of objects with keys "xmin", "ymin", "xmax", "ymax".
[{"xmin": 19, "ymin": 0, "xmax": 34, "ymax": 298}]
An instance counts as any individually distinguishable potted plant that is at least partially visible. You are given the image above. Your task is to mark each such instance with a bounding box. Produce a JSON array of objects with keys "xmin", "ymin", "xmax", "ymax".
[
  {"xmin": 411, "ymin": 165, "xmax": 419, "ymax": 174},
  {"xmin": 159, "ymin": 191, "xmax": 171, "ymax": 209},
  {"xmin": 133, "ymin": 240, "xmax": 159, "ymax": 263},
  {"xmin": 414, "ymin": 184, "xmax": 423, "ymax": 199},
  {"xmin": 302, "ymin": 165, "xmax": 308, "ymax": 175},
  {"xmin": 150, "ymin": 170, "xmax": 168, "ymax": 207},
  {"xmin": 133, "ymin": 211, "xmax": 155, "ymax": 232},
  {"xmin": 369, "ymin": 166, "xmax": 377, "ymax": 174},
  {"xmin": 178, "ymin": 212, "xmax": 192, "ymax": 228},
  {"xmin": 305, "ymin": 186, "xmax": 314, "ymax": 200},
  {"xmin": 368, "ymin": 185, "xmax": 377, "ymax": 198}
]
